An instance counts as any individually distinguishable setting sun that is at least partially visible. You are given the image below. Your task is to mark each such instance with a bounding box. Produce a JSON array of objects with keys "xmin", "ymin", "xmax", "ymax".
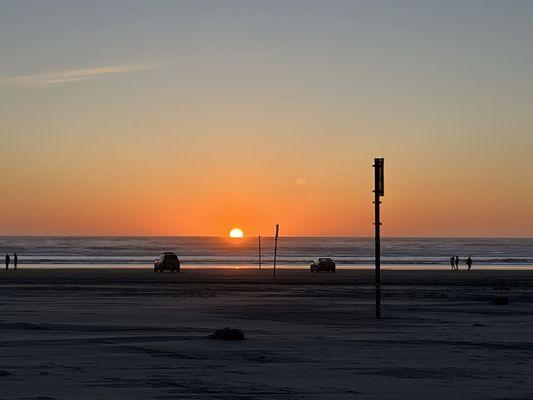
[{"xmin": 229, "ymin": 228, "xmax": 244, "ymax": 238}]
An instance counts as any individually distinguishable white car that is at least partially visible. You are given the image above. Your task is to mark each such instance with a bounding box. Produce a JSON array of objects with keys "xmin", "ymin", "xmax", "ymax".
[{"xmin": 310, "ymin": 258, "xmax": 336, "ymax": 273}]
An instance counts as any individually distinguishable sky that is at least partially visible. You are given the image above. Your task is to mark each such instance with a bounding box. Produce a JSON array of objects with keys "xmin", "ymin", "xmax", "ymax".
[{"xmin": 1, "ymin": 0, "xmax": 532, "ymax": 237}]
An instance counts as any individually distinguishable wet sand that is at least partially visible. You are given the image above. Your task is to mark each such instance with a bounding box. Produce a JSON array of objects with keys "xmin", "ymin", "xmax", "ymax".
[{"xmin": 1, "ymin": 268, "xmax": 532, "ymax": 399}]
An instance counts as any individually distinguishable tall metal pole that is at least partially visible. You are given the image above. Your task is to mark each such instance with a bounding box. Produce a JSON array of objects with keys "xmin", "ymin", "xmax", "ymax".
[
  {"xmin": 373, "ymin": 158, "xmax": 384, "ymax": 319},
  {"xmin": 273, "ymin": 224, "xmax": 279, "ymax": 278},
  {"xmin": 374, "ymin": 179, "xmax": 381, "ymax": 319},
  {"xmin": 258, "ymin": 235, "xmax": 262, "ymax": 270}
]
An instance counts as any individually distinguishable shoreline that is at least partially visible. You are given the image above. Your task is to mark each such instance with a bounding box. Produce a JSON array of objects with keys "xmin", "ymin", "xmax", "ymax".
[{"xmin": 6, "ymin": 262, "xmax": 533, "ymax": 271}]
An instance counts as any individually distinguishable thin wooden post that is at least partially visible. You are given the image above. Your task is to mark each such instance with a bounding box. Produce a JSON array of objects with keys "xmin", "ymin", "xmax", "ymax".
[
  {"xmin": 258, "ymin": 235, "xmax": 262, "ymax": 270},
  {"xmin": 273, "ymin": 224, "xmax": 279, "ymax": 278}
]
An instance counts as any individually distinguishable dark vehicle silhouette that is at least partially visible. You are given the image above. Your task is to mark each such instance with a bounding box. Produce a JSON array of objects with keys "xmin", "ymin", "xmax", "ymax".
[
  {"xmin": 310, "ymin": 258, "xmax": 336, "ymax": 273},
  {"xmin": 154, "ymin": 252, "xmax": 180, "ymax": 272}
]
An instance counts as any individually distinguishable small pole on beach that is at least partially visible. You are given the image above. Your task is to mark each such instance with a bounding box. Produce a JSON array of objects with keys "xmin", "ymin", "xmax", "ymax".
[
  {"xmin": 273, "ymin": 224, "xmax": 279, "ymax": 278},
  {"xmin": 258, "ymin": 235, "xmax": 262, "ymax": 270},
  {"xmin": 373, "ymin": 158, "xmax": 384, "ymax": 319}
]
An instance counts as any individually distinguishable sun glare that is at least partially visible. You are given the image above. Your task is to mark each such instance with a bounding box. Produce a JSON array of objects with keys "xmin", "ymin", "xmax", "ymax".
[{"xmin": 229, "ymin": 228, "xmax": 244, "ymax": 238}]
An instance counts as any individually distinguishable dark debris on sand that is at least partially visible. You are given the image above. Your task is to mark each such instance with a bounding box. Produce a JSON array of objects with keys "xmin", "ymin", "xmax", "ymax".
[{"xmin": 210, "ymin": 327, "xmax": 245, "ymax": 340}]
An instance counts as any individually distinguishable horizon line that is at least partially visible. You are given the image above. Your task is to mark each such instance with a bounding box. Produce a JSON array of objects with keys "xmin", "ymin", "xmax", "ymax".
[{"xmin": 1, "ymin": 235, "xmax": 532, "ymax": 239}]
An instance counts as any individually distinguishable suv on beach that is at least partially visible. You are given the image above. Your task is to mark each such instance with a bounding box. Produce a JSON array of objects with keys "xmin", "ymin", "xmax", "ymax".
[
  {"xmin": 310, "ymin": 258, "xmax": 336, "ymax": 273},
  {"xmin": 154, "ymin": 252, "xmax": 180, "ymax": 272}
]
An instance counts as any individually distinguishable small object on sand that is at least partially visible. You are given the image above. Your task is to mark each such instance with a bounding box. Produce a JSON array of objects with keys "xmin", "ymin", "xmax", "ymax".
[
  {"xmin": 491, "ymin": 296, "xmax": 509, "ymax": 305},
  {"xmin": 211, "ymin": 327, "xmax": 245, "ymax": 340},
  {"xmin": 495, "ymin": 280, "xmax": 509, "ymax": 291}
]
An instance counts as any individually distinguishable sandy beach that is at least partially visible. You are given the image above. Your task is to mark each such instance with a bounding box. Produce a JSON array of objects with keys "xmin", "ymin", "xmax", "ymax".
[{"xmin": 1, "ymin": 268, "xmax": 532, "ymax": 399}]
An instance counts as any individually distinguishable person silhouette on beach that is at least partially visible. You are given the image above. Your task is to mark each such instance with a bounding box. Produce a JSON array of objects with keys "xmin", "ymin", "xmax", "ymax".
[
  {"xmin": 14, "ymin": 253, "xmax": 17, "ymax": 270},
  {"xmin": 450, "ymin": 256, "xmax": 455, "ymax": 270},
  {"xmin": 454, "ymin": 256, "xmax": 459, "ymax": 270},
  {"xmin": 466, "ymin": 256, "xmax": 472, "ymax": 271},
  {"xmin": 5, "ymin": 254, "xmax": 10, "ymax": 271}
]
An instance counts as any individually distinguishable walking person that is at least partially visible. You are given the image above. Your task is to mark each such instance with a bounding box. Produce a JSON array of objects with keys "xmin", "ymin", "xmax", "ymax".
[
  {"xmin": 14, "ymin": 253, "xmax": 18, "ymax": 270},
  {"xmin": 466, "ymin": 256, "xmax": 472, "ymax": 271},
  {"xmin": 450, "ymin": 256, "xmax": 455, "ymax": 271},
  {"xmin": 5, "ymin": 254, "xmax": 10, "ymax": 271},
  {"xmin": 454, "ymin": 256, "xmax": 460, "ymax": 270}
]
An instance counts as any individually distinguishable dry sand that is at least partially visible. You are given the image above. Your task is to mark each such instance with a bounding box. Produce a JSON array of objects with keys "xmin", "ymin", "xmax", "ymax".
[{"xmin": 1, "ymin": 268, "xmax": 532, "ymax": 399}]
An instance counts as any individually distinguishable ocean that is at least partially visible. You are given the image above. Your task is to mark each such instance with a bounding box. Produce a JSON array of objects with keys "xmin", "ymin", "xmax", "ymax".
[{"xmin": 0, "ymin": 236, "xmax": 532, "ymax": 269}]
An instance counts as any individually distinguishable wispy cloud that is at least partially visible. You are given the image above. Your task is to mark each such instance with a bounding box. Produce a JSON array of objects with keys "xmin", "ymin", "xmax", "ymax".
[
  {"xmin": 3, "ymin": 63, "xmax": 156, "ymax": 89},
  {"xmin": 296, "ymin": 178, "xmax": 308, "ymax": 186}
]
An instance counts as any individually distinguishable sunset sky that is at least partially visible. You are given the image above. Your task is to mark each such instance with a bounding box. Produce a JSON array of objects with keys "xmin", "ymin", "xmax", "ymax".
[{"xmin": 1, "ymin": 1, "xmax": 532, "ymax": 237}]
